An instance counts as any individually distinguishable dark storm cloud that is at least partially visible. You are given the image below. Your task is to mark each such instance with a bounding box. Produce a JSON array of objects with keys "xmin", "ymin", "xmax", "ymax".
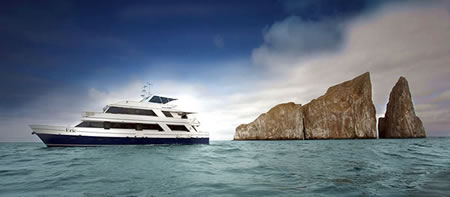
[
  {"xmin": 119, "ymin": 0, "xmax": 278, "ymax": 19},
  {"xmin": 280, "ymin": 0, "xmax": 429, "ymax": 21},
  {"xmin": 0, "ymin": 72, "xmax": 52, "ymax": 112},
  {"xmin": 0, "ymin": 1, "xmax": 141, "ymax": 112},
  {"xmin": 281, "ymin": 0, "xmax": 370, "ymax": 21},
  {"xmin": 256, "ymin": 0, "xmax": 431, "ymax": 58},
  {"xmin": 120, "ymin": 3, "xmax": 227, "ymax": 18},
  {"xmin": 0, "ymin": 0, "xmax": 282, "ymax": 116}
]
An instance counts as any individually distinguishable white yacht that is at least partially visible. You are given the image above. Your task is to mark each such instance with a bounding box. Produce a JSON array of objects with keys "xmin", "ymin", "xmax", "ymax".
[{"xmin": 30, "ymin": 94, "xmax": 209, "ymax": 146}]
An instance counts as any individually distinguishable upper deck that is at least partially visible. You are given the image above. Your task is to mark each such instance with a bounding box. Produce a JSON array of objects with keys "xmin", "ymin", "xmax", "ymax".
[
  {"xmin": 106, "ymin": 95, "xmax": 192, "ymax": 112},
  {"xmin": 81, "ymin": 94, "xmax": 198, "ymax": 125}
]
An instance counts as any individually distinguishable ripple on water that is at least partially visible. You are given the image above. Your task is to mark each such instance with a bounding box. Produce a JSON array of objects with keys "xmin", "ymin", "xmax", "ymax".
[
  {"xmin": 1, "ymin": 139, "xmax": 450, "ymax": 196},
  {"xmin": 0, "ymin": 169, "xmax": 34, "ymax": 176}
]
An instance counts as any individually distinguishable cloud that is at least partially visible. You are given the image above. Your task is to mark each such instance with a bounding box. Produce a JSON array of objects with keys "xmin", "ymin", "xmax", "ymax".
[
  {"xmin": 247, "ymin": 1, "xmax": 450, "ymax": 137},
  {"xmin": 432, "ymin": 90, "xmax": 450, "ymax": 103},
  {"xmin": 252, "ymin": 16, "xmax": 343, "ymax": 68},
  {"xmin": 252, "ymin": 0, "xmax": 425, "ymax": 70},
  {"xmin": 281, "ymin": 0, "xmax": 369, "ymax": 20},
  {"xmin": 3, "ymin": 1, "xmax": 450, "ymax": 142}
]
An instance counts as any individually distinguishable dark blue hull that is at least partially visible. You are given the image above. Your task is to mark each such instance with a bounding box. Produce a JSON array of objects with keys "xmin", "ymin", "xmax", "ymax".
[{"xmin": 35, "ymin": 134, "xmax": 209, "ymax": 147}]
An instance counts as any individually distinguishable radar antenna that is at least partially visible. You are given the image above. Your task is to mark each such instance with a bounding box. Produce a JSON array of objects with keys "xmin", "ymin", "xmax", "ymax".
[{"xmin": 140, "ymin": 82, "xmax": 152, "ymax": 98}]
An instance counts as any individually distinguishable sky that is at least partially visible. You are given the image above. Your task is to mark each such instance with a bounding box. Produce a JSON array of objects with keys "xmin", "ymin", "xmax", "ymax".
[{"xmin": 1, "ymin": 0, "xmax": 450, "ymax": 141}]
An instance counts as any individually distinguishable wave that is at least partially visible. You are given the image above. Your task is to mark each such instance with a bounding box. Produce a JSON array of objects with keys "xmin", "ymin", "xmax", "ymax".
[{"xmin": 1, "ymin": 138, "xmax": 450, "ymax": 196}]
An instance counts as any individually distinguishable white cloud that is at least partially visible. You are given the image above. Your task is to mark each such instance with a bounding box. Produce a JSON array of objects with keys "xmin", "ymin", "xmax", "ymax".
[
  {"xmin": 432, "ymin": 90, "xmax": 450, "ymax": 103},
  {"xmin": 3, "ymin": 1, "xmax": 450, "ymax": 142},
  {"xmin": 237, "ymin": 2, "xmax": 450, "ymax": 138},
  {"xmin": 252, "ymin": 16, "xmax": 342, "ymax": 69}
]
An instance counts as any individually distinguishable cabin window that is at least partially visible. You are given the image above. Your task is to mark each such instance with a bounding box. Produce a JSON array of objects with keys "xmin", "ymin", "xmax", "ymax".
[
  {"xmin": 141, "ymin": 124, "xmax": 164, "ymax": 131},
  {"xmin": 148, "ymin": 96, "xmax": 176, "ymax": 104},
  {"xmin": 167, "ymin": 124, "xmax": 189, "ymax": 132},
  {"xmin": 162, "ymin": 111, "xmax": 173, "ymax": 118},
  {"xmin": 149, "ymin": 96, "xmax": 162, "ymax": 103},
  {"xmin": 106, "ymin": 107, "xmax": 157, "ymax": 116},
  {"xmin": 75, "ymin": 121, "xmax": 103, "ymax": 128},
  {"xmin": 136, "ymin": 124, "xmax": 143, "ymax": 131},
  {"xmin": 160, "ymin": 97, "xmax": 169, "ymax": 103},
  {"xmin": 110, "ymin": 122, "xmax": 135, "ymax": 129},
  {"xmin": 181, "ymin": 114, "xmax": 188, "ymax": 119},
  {"xmin": 104, "ymin": 122, "xmax": 111, "ymax": 129}
]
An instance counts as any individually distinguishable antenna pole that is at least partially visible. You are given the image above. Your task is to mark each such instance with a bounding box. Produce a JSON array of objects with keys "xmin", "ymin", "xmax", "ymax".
[
  {"xmin": 147, "ymin": 82, "xmax": 152, "ymax": 96},
  {"xmin": 140, "ymin": 82, "xmax": 153, "ymax": 99}
]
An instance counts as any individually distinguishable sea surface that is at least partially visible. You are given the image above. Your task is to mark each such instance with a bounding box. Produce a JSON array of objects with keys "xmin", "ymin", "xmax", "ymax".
[{"xmin": 1, "ymin": 138, "xmax": 450, "ymax": 197}]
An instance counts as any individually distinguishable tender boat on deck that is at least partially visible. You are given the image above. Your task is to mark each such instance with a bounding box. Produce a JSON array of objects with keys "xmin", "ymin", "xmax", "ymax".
[{"xmin": 30, "ymin": 94, "xmax": 209, "ymax": 146}]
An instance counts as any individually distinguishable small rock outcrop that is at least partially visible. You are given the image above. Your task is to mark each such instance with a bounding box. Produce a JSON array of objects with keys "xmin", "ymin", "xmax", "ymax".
[
  {"xmin": 234, "ymin": 102, "xmax": 305, "ymax": 140},
  {"xmin": 234, "ymin": 72, "xmax": 377, "ymax": 140},
  {"xmin": 378, "ymin": 77, "xmax": 426, "ymax": 138},
  {"xmin": 303, "ymin": 72, "xmax": 377, "ymax": 139}
]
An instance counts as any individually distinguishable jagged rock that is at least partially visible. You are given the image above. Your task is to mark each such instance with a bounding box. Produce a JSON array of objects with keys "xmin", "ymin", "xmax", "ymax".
[
  {"xmin": 303, "ymin": 72, "xmax": 377, "ymax": 139},
  {"xmin": 234, "ymin": 72, "xmax": 377, "ymax": 140},
  {"xmin": 378, "ymin": 77, "xmax": 426, "ymax": 138},
  {"xmin": 233, "ymin": 102, "xmax": 305, "ymax": 140}
]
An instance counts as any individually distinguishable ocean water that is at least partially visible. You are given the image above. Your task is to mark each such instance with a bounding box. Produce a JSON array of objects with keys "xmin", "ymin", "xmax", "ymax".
[{"xmin": 1, "ymin": 138, "xmax": 450, "ymax": 197}]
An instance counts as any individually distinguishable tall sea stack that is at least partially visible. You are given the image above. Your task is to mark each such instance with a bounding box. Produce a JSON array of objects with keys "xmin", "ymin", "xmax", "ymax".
[
  {"xmin": 303, "ymin": 72, "xmax": 377, "ymax": 139},
  {"xmin": 378, "ymin": 77, "xmax": 426, "ymax": 138},
  {"xmin": 234, "ymin": 72, "xmax": 377, "ymax": 140}
]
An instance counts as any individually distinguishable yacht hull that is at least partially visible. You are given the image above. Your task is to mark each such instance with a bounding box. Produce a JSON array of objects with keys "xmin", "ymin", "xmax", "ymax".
[{"xmin": 35, "ymin": 133, "xmax": 209, "ymax": 147}]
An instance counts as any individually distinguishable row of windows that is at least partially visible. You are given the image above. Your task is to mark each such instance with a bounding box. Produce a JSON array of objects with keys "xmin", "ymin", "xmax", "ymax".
[
  {"xmin": 106, "ymin": 107, "xmax": 157, "ymax": 116},
  {"xmin": 75, "ymin": 121, "xmax": 163, "ymax": 131},
  {"xmin": 106, "ymin": 107, "xmax": 186, "ymax": 119},
  {"xmin": 75, "ymin": 121, "xmax": 190, "ymax": 132}
]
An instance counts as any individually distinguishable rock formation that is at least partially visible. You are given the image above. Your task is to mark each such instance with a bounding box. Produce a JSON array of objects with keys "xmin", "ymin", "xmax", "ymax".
[
  {"xmin": 234, "ymin": 72, "xmax": 377, "ymax": 140},
  {"xmin": 378, "ymin": 77, "xmax": 426, "ymax": 138},
  {"xmin": 303, "ymin": 72, "xmax": 377, "ymax": 139},
  {"xmin": 234, "ymin": 102, "xmax": 305, "ymax": 140}
]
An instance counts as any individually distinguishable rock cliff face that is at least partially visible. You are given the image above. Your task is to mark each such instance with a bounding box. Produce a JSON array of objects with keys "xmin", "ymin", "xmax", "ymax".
[
  {"xmin": 234, "ymin": 102, "xmax": 305, "ymax": 140},
  {"xmin": 378, "ymin": 77, "xmax": 426, "ymax": 138},
  {"xmin": 303, "ymin": 72, "xmax": 377, "ymax": 139},
  {"xmin": 234, "ymin": 72, "xmax": 377, "ymax": 140}
]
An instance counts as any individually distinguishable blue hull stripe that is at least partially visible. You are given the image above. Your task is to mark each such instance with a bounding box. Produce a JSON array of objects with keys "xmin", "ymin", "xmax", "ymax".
[{"xmin": 36, "ymin": 134, "xmax": 209, "ymax": 147}]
